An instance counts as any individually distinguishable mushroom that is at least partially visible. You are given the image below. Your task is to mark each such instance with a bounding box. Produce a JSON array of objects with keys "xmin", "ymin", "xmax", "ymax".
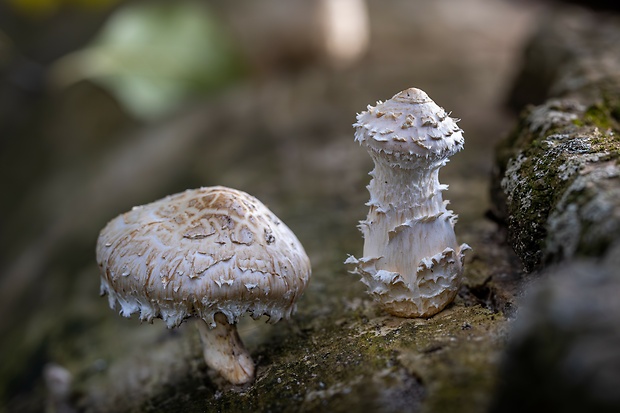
[
  {"xmin": 345, "ymin": 88, "xmax": 470, "ymax": 317},
  {"xmin": 96, "ymin": 186, "xmax": 311, "ymax": 385}
]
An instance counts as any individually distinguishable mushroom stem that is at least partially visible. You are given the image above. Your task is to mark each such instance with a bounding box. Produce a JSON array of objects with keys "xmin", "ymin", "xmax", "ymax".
[
  {"xmin": 366, "ymin": 153, "xmax": 447, "ymax": 217},
  {"xmin": 356, "ymin": 154, "xmax": 468, "ymax": 318},
  {"xmin": 363, "ymin": 155, "xmax": 456, "ymax": 264},
  {"xmin": 196, "ymin": 313, "xmax": 255, "ymax": 385}
]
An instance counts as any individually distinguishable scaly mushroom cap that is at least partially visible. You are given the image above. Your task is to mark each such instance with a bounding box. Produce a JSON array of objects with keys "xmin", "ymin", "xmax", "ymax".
[
  {"xmin": 354, "ymin": 88, "xmax": 464, "ymax": 167},
  {"xmin": 96, "ymin": 186, "xmax": 311, "ymax": 328}
]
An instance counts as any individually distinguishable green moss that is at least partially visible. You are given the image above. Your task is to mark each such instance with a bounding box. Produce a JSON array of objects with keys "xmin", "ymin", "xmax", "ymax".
[
  {"xmin": 571, "ymin": 119, "xmax": 585, "ymax": 127},
  {"xmin": 580, "ymin": 83, "xmax": 620, "ymax": 133},
  {"xmin": 583, "ymin": 104, "xmax": 614, "ymax": 130},
  {"xmin": 502, "ymin": 137, "xmax": 575, "ymax": 269},
  {"xmin": 590, "ymin": 129, "xmax": 620, "ymax": 156}
]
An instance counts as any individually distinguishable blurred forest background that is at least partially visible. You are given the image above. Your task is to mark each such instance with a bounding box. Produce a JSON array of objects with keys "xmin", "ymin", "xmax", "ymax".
[{"xmin": 2, "ymin": 0, "xmax": 609, "ymax": 412}]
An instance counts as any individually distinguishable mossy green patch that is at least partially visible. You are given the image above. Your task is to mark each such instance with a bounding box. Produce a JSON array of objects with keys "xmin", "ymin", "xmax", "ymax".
[{"xmin": 583, "ymin": 103, "xmax": 614, "ymax": 131}]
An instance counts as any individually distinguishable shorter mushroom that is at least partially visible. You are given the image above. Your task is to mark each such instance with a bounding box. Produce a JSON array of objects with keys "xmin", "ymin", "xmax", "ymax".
[{"xmin": 96, "ymin": 186, "xmax": 311, "ymax": 385}]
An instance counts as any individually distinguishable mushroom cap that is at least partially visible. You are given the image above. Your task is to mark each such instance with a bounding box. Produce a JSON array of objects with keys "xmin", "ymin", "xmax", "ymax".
[
  {"xmin": 354, "ymin": 88, "xmax": 464, "ymax": 167},
  {"xmin": 96, "ymin": 186, "xmax": 311, "ymax": 328}
]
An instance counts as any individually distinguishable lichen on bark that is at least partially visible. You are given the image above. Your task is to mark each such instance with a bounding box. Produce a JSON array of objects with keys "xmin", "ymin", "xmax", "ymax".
[{"xmin": 493, "ymin": 95, "xmax": 620, "ymax": 270}]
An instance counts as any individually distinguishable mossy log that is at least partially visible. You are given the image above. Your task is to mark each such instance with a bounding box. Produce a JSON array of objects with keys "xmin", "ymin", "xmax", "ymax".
[{"xmin": 492, "ymin": 7, "xmax": 620, "ymax": 271}]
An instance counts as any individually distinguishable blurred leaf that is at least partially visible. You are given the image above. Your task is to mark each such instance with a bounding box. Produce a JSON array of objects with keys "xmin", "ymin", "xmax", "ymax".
[{"xmin": 52, "ymin": 0, "xmax": 246, "ymax": 120}]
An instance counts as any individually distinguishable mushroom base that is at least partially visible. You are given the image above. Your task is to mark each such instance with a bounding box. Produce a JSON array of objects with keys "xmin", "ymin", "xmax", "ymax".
[
  {"xmin": 345, "ymin": 244, "xmax": 470, "ymax": 318},
  {"xmin": 381, "ymin": 287, "xmax": 458, "ymax": 318},
  {"xmin": 196, "ymin": 313, "xmax": 255, "ymax": 385}
]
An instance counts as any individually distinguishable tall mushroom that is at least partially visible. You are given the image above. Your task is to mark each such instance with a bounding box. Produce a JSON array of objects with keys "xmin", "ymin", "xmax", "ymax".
[
  {"xmin": 96, "ymin": 186, "xmax": 311, "ymax": 385},
  {"xmin": 345, "ymin": 88, "xmax": 470, "ymax": 317}
]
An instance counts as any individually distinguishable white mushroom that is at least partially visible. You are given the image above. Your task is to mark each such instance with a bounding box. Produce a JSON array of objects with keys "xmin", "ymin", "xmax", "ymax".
[
  {"xmin": 96, "ymin": 186, "xmax": 311, "ymax": 385},
  {"xmin": 345, "ymin": 88, "xmax": 470, "ymax": 317}
]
